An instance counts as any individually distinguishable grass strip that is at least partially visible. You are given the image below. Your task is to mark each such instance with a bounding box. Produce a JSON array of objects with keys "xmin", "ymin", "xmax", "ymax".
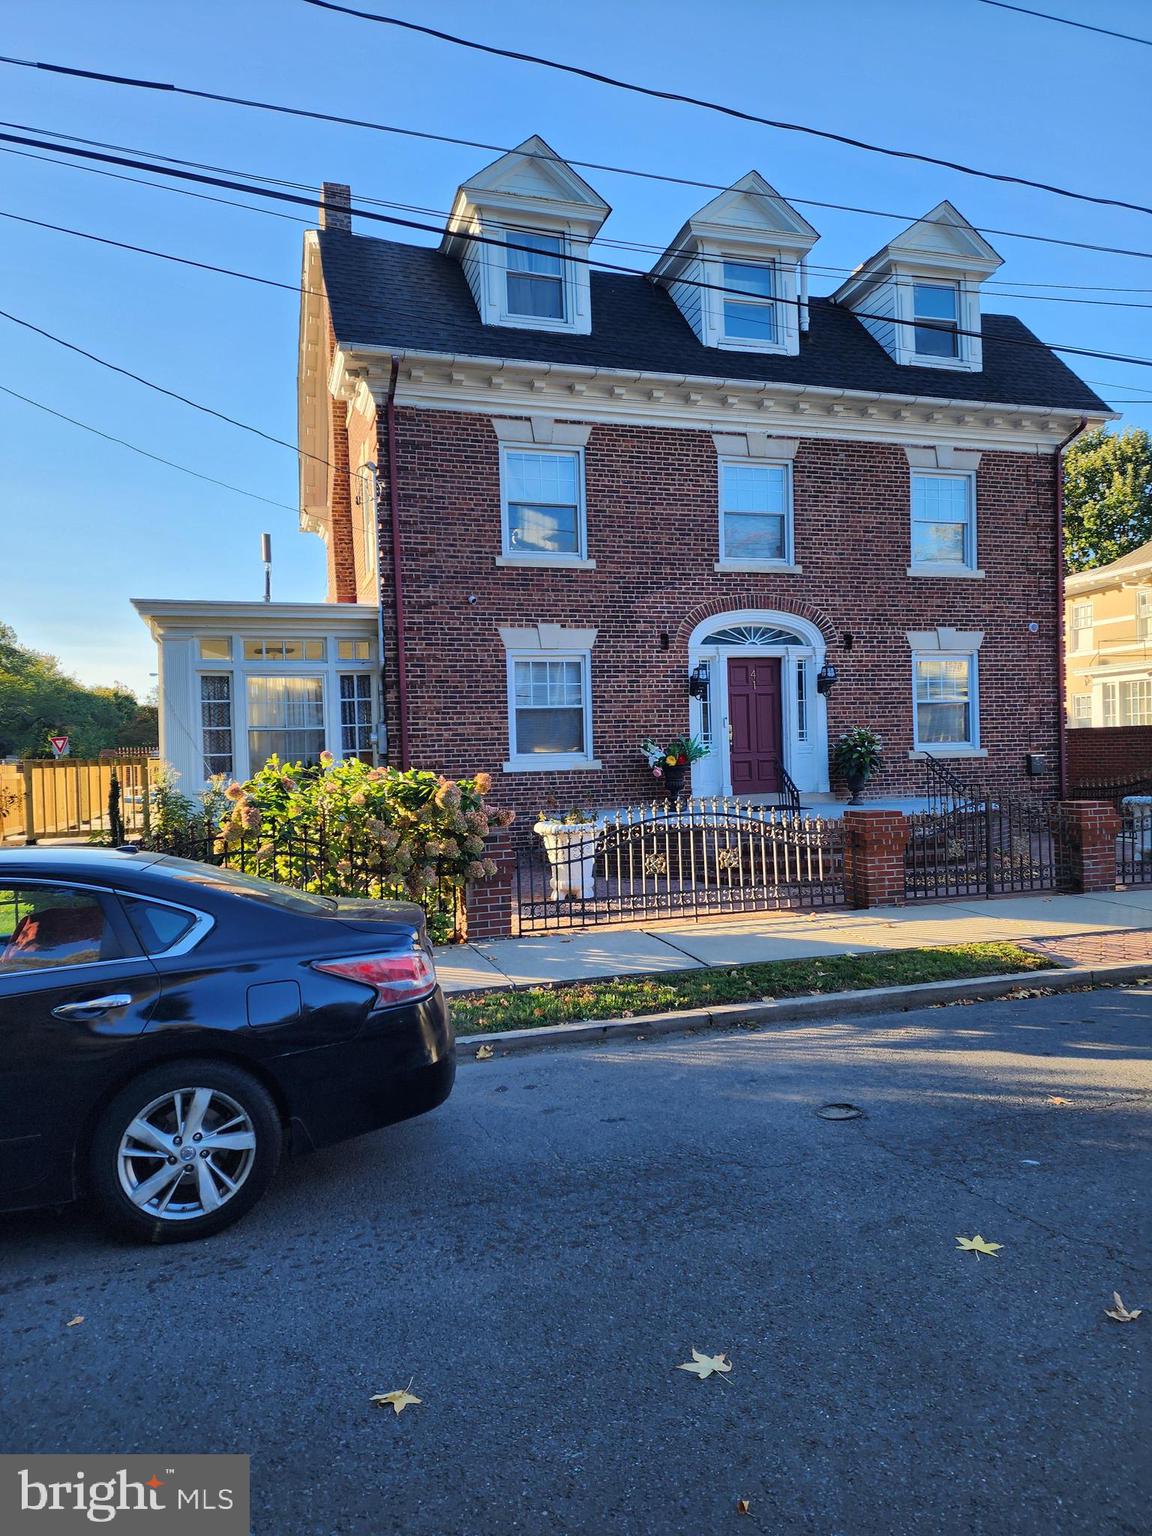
[{"xmin": 450, "ymin": 942, "xmax": 1052, "ymax": 1035}]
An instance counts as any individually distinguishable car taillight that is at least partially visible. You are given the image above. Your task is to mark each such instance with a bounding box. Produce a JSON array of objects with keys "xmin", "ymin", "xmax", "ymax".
[{"xmin": 314, "ymin": 950, "xmax": 437, "ymax": 1007}]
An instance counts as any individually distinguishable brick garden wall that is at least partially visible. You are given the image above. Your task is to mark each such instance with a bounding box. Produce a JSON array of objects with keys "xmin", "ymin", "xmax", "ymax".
[
  {"xmin": 1067, "ymin": 725, "xmax": 1152, "ymax": 785},
  {"xmin": 373, "ymin": 407, "xmax": 1061, "ymax": 840}
]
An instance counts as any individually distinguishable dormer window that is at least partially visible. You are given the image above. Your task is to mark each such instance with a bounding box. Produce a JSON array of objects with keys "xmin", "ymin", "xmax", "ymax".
[
  {"xmin": 722, "ymin": 261, "xmax": 777, "ymax": 344},
  {"xmin": 506, "ymin": 230, "xmax": 566, "ymax": 321},
  {"xmin": 913, "ymin": 282, "xmax": 960, "ymax": 358}
]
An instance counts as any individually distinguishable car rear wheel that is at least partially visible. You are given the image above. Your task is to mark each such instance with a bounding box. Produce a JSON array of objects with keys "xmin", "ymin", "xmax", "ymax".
[{"xmin": 89, "ymin": 1060, "xmax": 282, "ymax": 1243}]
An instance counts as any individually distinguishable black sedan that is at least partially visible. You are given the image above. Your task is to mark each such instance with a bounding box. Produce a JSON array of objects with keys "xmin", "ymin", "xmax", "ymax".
[{"xmin": 0, "ymin": 847, "xmax": 455, "ymax": 1241}]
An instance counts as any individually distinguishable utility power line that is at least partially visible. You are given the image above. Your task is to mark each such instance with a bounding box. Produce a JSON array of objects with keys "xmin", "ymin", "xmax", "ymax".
[
  {"xmin": 1, "ymin": 128, "xmax": 1148, "ymax": 375},
  {"xmin": 976, "ymin": 0, "xmax": 1152, "ymax": 47},
  {"xmin": 301, "ymin": 0, "xmax": 1152, "ymax": 219},
  {"xmin": 3, "ymin": 62, "xmax": 1152, "ymax": 266},
  {"xmin": 0, "ymin": 383, "xmax": 297, "ymax": 510}
]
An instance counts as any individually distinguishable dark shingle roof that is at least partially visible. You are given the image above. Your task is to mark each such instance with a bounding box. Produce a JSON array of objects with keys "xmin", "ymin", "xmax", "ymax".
[{"xmin": 317, "ymin": 231, "xmax": 1109, "ymax": 414}]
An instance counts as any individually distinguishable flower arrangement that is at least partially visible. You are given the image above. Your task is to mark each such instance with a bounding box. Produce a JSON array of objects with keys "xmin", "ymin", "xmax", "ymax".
[{"xmin": 640, "ymin": 736, "xmax": 709, "ymax": 780}]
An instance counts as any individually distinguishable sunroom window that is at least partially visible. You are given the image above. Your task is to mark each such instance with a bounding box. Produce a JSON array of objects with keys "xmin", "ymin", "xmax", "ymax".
[
  {"xmin": 722, "ymin": 260, "xmax": 777, "ymax": 344},
  {"xmin": 200, "ymin": 675, "xmax": 233, "ymax": 778},
  {"xmin": 506, "ymin": 231, "xmax": 566, "ymax": 320},
  {"xmin": 247, "ymin": 676, "xmax": 325, "ymax": 771},
  {"xmin": 913, "ymin": 282, "xmax": 960, "ymax": 358}
]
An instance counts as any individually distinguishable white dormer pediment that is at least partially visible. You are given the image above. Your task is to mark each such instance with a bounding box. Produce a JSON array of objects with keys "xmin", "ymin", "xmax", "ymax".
[
  {"xmin": 442, "ymin": 136, "xmax": 609, "ymax": 336},
  {"xmin": 651, "ymin": 172, "xmax": 820, "ymax": 357},
  {"xmin": 834, "ymin": 203, "xmax": 1004, "ymax": 373}
]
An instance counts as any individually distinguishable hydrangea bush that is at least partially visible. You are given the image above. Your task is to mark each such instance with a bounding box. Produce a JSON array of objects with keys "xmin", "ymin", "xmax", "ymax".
[{"xmin": 204, "ymin": 755, "xmax": 514, "ymax": 941}]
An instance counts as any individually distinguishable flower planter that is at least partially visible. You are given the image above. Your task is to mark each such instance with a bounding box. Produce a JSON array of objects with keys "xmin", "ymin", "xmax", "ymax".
[
  {"xmin": 844, "ymin": 770, "xmax": 869, "ymax": 806},
  {"xmin": 534, "ymin": 820, "xmax": 600, "ymax": 901},
  {"xmin": 661, "ymin": 763, "xmax": 689, "ymax": 801}
]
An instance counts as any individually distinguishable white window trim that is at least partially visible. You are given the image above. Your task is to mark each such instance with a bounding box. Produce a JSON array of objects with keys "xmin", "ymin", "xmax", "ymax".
[
  {"xmin": 498, "ymin": 442, "xmax": 589, "ymax": 566},
  {"xmin": 909, "ymin": 651, "xmax": 983, "ymax": 758},
  {"xmin": 497, "ymin": 227, "xmax": 579, "ymax": 334},
  {"xmin": 893, "ymin": 273, "xmax": 982, "ymax": 372},
  {"xmin": 717, "ymin": 257, "xmax": 782, "ymax": 352},
  {"xmin": 909, "ymin": 468, "xmax": 979, "ymax": 576},
  {"xmin": 503, "ymin": 649, "xmax": 599, "ymax": 773},
  {"xmin": 717, "ymin": 456, "xmax": 795, "ymax": 570}
]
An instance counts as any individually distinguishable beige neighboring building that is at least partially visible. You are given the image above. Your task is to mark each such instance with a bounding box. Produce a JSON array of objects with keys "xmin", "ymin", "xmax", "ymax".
[{"xmin": 1066, "ymin": 540, "xmax": 1152, "ymax": 726}]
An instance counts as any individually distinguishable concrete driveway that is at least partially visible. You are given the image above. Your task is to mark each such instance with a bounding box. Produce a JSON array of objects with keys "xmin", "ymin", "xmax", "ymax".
[{"xmin": 1, "ymin": 990, "xmax": 1149, "ymax": 1534}]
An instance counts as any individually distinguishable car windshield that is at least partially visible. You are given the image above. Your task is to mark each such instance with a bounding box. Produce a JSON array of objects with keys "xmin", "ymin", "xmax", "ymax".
[{"xmin": 153, "ymin": 856, "xmax": 339, "ymax": 914}]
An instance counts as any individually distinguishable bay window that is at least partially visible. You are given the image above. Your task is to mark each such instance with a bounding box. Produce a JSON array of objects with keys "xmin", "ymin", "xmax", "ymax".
[
  {"xmin": 247, "ymin": 676, "xmax": 325, "ymax": 772},
  {"xmin": 200, "ymin": 675, "xmax": 233, "ymax": 778}
]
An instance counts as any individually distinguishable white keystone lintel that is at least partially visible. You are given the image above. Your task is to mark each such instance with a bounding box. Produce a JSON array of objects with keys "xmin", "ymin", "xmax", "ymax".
[
  {"xmin": 711, "ymin": 432, "xmax": 800, "ymax": 460},
  {"xmin": 904, "ymin": 445, "xmax": 983, "ymax": 471},
  {"xmin": 905, "ymin": 626, "xmax": 985, "ymax": 651},
  {"xmin": 491, "ymin": 417, "xmax": 592, "ymax": 446},
  {"xmin": 499, "ymin": 624, "xmax": 599, "ymax": 652}
]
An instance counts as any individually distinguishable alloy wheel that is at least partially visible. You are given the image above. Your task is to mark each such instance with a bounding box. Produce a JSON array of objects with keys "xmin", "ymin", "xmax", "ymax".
[{"xmin": 116, "ymin": 1087, "xmax": 257, "ymax": 1221}]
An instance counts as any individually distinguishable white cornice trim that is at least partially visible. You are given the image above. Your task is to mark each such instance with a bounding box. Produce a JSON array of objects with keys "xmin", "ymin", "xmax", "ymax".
[{"xmin": 337, "ymin": 345, "xmax": 1111, "ymax": 452}]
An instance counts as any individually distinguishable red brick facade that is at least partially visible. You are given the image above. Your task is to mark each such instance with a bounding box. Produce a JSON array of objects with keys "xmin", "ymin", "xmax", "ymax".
[
  {"xmin": 355, "ymin": 406, "xmax": 1061, "ymax": 837},
  {"xmin": 1067, "ymin": 725, "xmax": 1152, "ymax": 786}
]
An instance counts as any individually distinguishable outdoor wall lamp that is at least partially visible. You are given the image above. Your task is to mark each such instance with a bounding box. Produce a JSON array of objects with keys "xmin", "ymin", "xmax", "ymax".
[
  {"xmin": 816, "ymin": 663, "xmax": 838, "ymax": 694},
  {"xmin": 688, "ymin": 663, "xmax": 710, "ymax": 699}
]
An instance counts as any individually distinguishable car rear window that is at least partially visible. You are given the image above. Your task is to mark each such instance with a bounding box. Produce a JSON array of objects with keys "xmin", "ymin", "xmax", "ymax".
[
  {"xmin": 153, "ymin": 856, "xmax": 338, "ymax": 914},
  {"xmin": 0, "ymin": 887, "xmax": 123, "ymax": 973},
  {"xmin": 121, "ymin": 897, "xmax": 200, "ymax": 955}
]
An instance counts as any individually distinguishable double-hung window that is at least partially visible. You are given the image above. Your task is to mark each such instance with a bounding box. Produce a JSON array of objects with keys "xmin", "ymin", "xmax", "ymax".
[
  {"xmin": 721, "ymin": 260, "xmax": 777, "ymax": 345},
  {"xmin": 912, "ymin": 282, "xmax": 960, "ymax": 358},
  {"xmin": 911, "ymin": 472, "xmax": 976, "ymax": 570},
  {"xmin": 1071, "ymin": 601, "xmax": 1094, "ymax": 651},
  {"xmin": 247, "ymin": 676, "xmax": 325, "ymax": 772},
  {"xmin": 1119, "ymin": 679, "xmax": 1152, "ymax": 724},
  {"xmin": 501, "ymin": 446, "xmax": 585, "ymax": 559},
  {"xmin": 719, "ymin": 460, "xmax": 792, "ymax": 565},
  {"xmin": 913, "ymin": 655, "xmax": 978, "ymax": 751},
  {"xmin": 200, "ymin": 675, "xmax": 233, "ymax": 778},
  {"xmin": 1072, "ymin": 694, "xmax": 1092, "ymax": 725},
  {"xmin": 339, "ymin": 674, "xmax": 374, "ymax": 762},
  {"xmin": 505, "ymin": 231, "xmax": 566, "ymax": 320},
  {"xmin": 1137, "ymin": 588, "xmax": 1152, "ymax": 639},
  {"xmin": 508, "ymin": 655, "xmax": 590, "ymax": 765},
  {"xmin": 356, "ymin": 466, "xmax": 377, "ymax": 581}
]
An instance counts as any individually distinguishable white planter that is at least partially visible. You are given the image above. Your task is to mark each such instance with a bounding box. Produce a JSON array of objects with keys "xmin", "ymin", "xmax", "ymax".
[
  {"xmin": 534, "ymin": 820, "xmax": 600, "ymax": 900},
  {"xmin": 1122, "ymin": 795, "xmax": 1152, "ymax": 860}
]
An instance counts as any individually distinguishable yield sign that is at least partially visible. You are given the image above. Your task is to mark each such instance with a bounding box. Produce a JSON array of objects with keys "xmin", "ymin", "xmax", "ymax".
[{"xmin": 49, "ymin": 735, "xmax": 70, "ymax": 758}]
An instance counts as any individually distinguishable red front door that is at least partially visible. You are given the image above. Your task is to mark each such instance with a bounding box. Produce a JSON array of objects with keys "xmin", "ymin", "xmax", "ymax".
[{"xmin": 728, "ymin": 657, "xmax": 782, "ymax": 795}]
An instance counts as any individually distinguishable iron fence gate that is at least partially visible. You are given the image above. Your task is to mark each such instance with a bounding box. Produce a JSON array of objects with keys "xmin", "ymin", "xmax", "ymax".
[
  {"xmin": 904, "ymin": 759, "xmax": 1072, "ymax": 900},
  {"xmin": 1116, "ymin": 803, "xmax": 1152, "ymax": 886},
  {"xmin": 515, "ymin": 799, "xmax": 846, "ymax": 933}
]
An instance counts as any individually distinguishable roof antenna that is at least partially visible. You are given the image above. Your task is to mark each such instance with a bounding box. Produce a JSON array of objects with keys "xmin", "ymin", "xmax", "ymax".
[{"xmin": 261, "ymin": 532, "xmax": 272, "ymax": 603}]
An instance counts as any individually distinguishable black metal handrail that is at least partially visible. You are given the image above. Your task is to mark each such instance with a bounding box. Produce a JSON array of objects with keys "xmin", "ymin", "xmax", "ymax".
[
  {"xmin": 776, "ymin": 758, "xmax": 802, "ymax": 816},
  {"xmin": 922, "ymin": 753, "xmax": 982, "ymax": 816}
]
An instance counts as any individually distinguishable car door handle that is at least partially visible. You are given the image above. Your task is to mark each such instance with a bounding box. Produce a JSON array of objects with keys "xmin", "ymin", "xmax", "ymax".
[{"xmin": 51, "ymin": 994, "xmax": 133, "ymax": 1019}]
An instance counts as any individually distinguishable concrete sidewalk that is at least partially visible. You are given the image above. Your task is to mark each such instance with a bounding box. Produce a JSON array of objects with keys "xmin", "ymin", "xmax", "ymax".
[{"xmin": 434, "ymin": 886, "xmax": 1152, "ymax": 993}]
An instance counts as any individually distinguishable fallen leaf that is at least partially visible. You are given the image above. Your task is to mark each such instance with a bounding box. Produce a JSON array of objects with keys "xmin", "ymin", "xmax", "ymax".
[
  {"xmin": 475, "ymin": 1044, "xmax": 494, "ymax": 1060},
  {"xmin": 1104, "ymin": 1292, "xmax": 1143, "ymax": 1323},
  {"xmin": 370, "ymin": 1385, "xmax": 422, "ymax": 1415},
  {"xmin": 955, "ymin": 1235, "xmax": 1003, "ymax": 1259},
  {"xmin": 1046, "ymin": 1096, "xmax": 1071, "ymax": 1106},
  {"xmin": 65, "ymin": 1316, "xmax": 84, "ymax": 1328},
  {"xmin": 736, "ymin": 1499, "xmax": 751, "ymax": 1515},
  {"xmin": 676, "ymin": 1348, "xmax": 731, "ymax": 1380}
]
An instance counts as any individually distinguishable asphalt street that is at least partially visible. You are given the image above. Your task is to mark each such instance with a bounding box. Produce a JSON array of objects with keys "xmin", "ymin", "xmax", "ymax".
[{"xmin": 1, "ymin": 988, "xmax": 1149, "ymax": 1535}]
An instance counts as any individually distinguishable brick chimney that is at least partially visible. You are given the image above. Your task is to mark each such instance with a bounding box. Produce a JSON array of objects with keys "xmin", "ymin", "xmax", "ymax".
[{"xmin": 319, "ymin": 182, "xmax": 352, "ymax": 232}]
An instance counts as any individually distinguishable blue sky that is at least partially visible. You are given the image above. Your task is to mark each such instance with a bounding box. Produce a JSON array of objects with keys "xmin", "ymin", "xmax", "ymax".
[{"xmin": 1, "ymin": 0, "xmax": 1150, "ymax": 697}]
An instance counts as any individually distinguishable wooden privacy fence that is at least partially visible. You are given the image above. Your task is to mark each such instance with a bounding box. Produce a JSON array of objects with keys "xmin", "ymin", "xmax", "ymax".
[{"xmin": 0, "ymin": 758, "xmax": 152, "ymax": 844}]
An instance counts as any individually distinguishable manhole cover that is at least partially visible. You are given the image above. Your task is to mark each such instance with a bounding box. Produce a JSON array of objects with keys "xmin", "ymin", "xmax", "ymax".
[{"xmin": 815, "ymin": 1103, "xmax": 865, "ymax": 1121}]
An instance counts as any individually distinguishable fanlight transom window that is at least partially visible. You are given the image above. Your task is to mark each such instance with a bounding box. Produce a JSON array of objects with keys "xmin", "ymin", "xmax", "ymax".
[{"xmin": 702, "ymin": 624, "xmax": 804, "ymax": 648}]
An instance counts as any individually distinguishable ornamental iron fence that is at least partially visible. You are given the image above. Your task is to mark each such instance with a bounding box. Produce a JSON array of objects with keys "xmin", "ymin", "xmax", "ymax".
[{"xmin": 515, "ymin": 798, "xmax": 846, "ymax": 933}]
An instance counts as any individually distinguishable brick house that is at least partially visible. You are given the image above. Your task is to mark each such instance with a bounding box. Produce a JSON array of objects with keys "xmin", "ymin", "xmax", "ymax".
[{"xmin": 286, "ymin": 138, "xmax": 1111, "ymax": 833}]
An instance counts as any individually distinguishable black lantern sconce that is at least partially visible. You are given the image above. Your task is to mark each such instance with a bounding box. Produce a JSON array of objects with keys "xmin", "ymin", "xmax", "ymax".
[
  {"xmin": 816, "ymin": 663, "xmax": 838, "ymax": 695},
  {"xmin": 688, "ymin": 662, "xmax": 710, "ymax": 699}
]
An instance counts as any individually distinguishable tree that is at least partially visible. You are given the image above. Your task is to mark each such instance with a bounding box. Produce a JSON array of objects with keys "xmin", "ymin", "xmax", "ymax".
[
  {"xmin": 0, "ymin": 621, "xmax": 155, "ymax": 758},
  {"xmin": 1064, "ymin": 427, "xmax": 1152, "ymax": 573}
]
